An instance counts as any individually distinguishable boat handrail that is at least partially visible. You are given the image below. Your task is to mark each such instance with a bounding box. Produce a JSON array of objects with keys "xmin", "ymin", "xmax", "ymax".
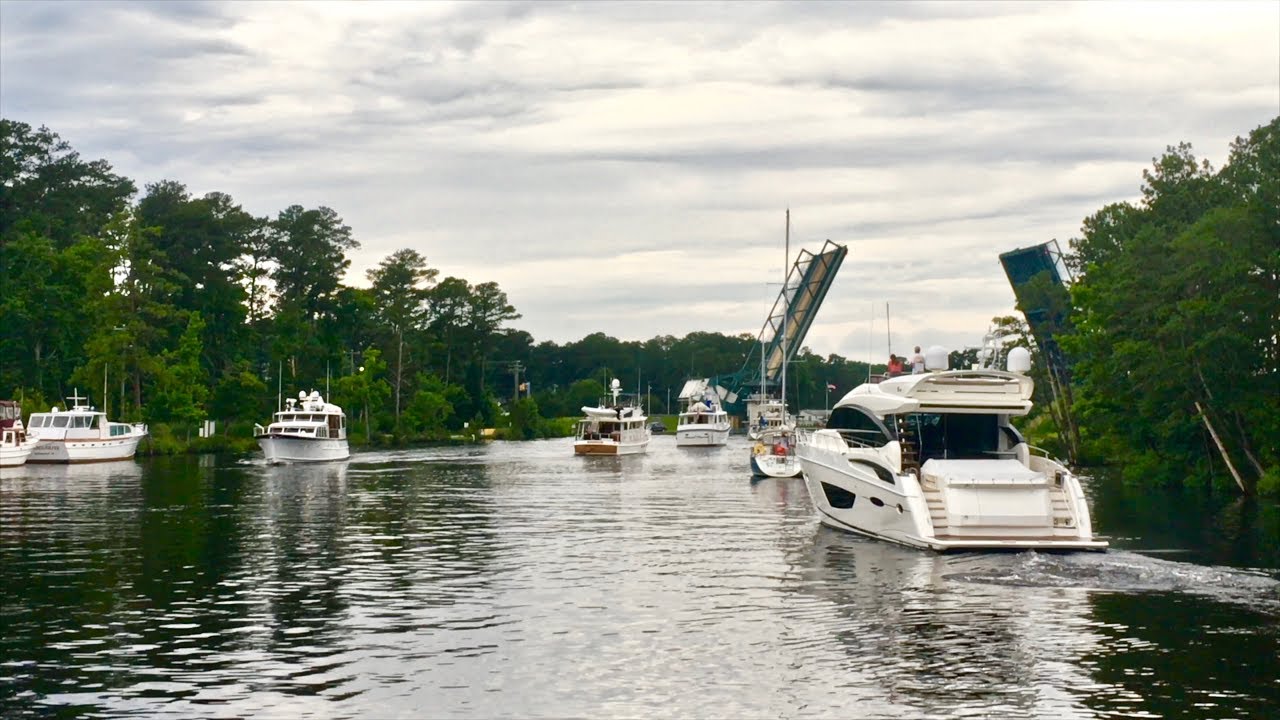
[{"xmin": 1026, "ymin": 444, "xmax": 1066, "ymax": 463}]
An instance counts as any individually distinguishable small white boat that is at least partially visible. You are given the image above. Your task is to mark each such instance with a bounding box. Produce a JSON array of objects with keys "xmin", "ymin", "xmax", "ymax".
[
  {"xmin": 1, "ymin": 400, "xmax": 38, "ymax": 467},
  {"xmin": 254, "ymin": 390, "xmax": 349, "ymax": 464},
  {"xmin": 750, "ymin": 427, "xmax": 801, "ymax": 478},
  {"xmin": 675, "ymin": 381, "xmax": 730, "ymax": 447},
  {"xmin": 797, "ymin": 347, "xmax": 1106, "ymax": 552},
  {"xmin": 25, "ymin": 390, "xmax": 148, "ymax": 464},
  {"xmin": 574, "ymin": 379, "xmax": 650, "ymax": 456}
]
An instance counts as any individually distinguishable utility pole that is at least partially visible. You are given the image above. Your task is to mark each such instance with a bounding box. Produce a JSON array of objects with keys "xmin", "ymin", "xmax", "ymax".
[{"xmin": 510, "ymin": 361, "xmax": 524, "ymax": 403}]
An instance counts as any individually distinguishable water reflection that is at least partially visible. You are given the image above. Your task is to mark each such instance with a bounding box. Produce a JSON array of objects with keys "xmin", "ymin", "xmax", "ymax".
[{"xmin": 0, "ymin": 445, "xmax": 1276, "ymax": 718}]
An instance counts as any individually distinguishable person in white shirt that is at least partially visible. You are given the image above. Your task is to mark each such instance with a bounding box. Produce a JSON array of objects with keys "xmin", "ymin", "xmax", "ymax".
[{"xmin": 911, "ymin": 346, "xmax": 925, "ymax": 374}]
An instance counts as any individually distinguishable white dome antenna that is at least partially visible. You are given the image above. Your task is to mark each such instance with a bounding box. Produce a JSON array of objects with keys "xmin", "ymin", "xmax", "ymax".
[
  {"xmin": 925, "ymin": 345, "xmax": 949, "ymax": 371},
  {"xmin": 1007, "ymin": 347, "xmax": 1032, "ymax": 374}
]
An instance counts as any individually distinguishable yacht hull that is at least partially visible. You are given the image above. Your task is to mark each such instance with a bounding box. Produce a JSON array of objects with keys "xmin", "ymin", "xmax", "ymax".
[
  {"xmin": 257, "ymin": 436, "xmax": 350, "ymax": 464},
  {"xmin": 799, "ymin": 445, "xmax": 1106, "ymax": 552},
  {"xmin": 28, "ymin": 436, "xmax": 143, "ymax": 464},
  {"xmin": 0, "ymin": 440, "xmax": 37, "ymax": 467},
  {"xmin": 750, "ymin": 452, "xmax": 801, "ymax": 478},
  {"xmin": 574, "ymin": 439, "xmax": 648, "ymax": 456},
  {"xmin": 675, "ymin": 426, "xmax": 729, "ymax": 447}
]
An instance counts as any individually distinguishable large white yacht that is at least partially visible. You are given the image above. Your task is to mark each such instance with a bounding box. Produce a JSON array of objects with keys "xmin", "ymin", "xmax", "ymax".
[
  {"xmin": 675, "ymin": 380, "xmax": 731, "ymax": 447},
  {"xmin": 574, "ymin": 379, "xmax": 650, "ymax": 456},
  {"xmin": 25, "ymin": 391, "xmax": 148, "ymax": 464},
  {"xmin": 796, "ymin": 347, "xmax": 1105, "ymax": 552},
  {"xmin": 1, "ymin": 399, "xmax": 38, "ymax": 467},
  {"xmin": 254, "ymin": 390, "xmax": 349, "ymax": 464}
]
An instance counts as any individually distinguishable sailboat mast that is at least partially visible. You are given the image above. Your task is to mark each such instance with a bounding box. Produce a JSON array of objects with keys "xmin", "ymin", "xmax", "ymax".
[
  {"xmin": 886, "ymin": 301, "xmax": 892, "ymax": 357},
  {"xmin": 782, "ymin": 209, "xmax": 788, "ymax": 414}
]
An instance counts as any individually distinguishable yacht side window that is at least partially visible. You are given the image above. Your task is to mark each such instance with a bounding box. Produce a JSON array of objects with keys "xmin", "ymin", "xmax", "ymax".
[
  {"xmin": 53, "ymin": 416, "xmax": 69, "ymax": 428},
  {"xmin": 827, "ymin": 407, "xmax": 894, "ymax": 448}
]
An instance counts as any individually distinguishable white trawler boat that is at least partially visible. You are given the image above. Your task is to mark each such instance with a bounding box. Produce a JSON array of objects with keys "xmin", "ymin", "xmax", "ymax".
[
  {"xmin": 1, "ymin": 400, "xmax": 38, "ymax": 467},
  {"xmin": 675, "ymin": 380, "xmax": 730, "ymax": 447},
  {"xmin": 25, "ymin": 390, "xmax": 148, "ymax": 464},
  {"xmin": 574, "ymin": 379, "xmax": 650, "ymax": 456},
  {"xmin": 254, "ymin": 390, "xmax": 349, "ymax": 464},
  {"xmin": 796, "ymin": 346, "xmax": 1105, "ymax": 552}
]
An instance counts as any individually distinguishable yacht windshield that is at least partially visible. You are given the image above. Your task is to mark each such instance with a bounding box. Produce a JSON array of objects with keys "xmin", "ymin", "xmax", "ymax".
[{"xmin": 903, "ymin": 413, "xmax": 1000, "ymax": 461}]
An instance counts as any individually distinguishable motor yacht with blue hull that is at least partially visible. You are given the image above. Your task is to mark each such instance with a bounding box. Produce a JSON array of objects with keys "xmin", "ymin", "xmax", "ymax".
[{"xmin": 796, "ymin": 349, "xmax": 1105, "ymax": 552}]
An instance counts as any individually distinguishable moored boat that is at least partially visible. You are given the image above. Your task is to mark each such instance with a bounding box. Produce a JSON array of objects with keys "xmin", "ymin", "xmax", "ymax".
[
  {"xmin": 25, "ymin": 391, "xmax": 148, "ymax": 464},
  {"xmin": 796, "ymin": 347, "xmax": 1106, "ymax": 552},
  {"xmin": 254, "ymin": 390, "xmax": 349, "ymax": 464},
  {"xmin": 574, "ymin": 379, "xmax": 650, "ymax": 456},
  {"xmin": 1, "ymin": 399, "xmax": 38, "ymax": 467}
]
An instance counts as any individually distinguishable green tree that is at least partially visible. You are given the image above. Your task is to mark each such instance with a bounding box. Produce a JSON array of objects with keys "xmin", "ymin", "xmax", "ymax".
[
  {"xmin": 149, "ymin": 313, "xmax": 210, "ymax": 435},
  {"xmin": 333, "ymin": 347, "xmax": 391, "ymax": 444},
  {"xmin": 402, "ymin": 373, "xmax": 455, "ymax": 439},
  {"xmin": 1063, "ymin": 118, "xmax": 1279, "ymax": 492},
  {"xmin": 368, "ymin": 248, "xmax": 437, "ymax": 429}
]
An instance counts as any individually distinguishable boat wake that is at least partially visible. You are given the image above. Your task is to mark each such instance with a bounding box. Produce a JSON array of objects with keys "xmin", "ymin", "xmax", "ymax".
[{"xmin": 942, "ymin": 550, "xmax": 1280, "ymax": 614}]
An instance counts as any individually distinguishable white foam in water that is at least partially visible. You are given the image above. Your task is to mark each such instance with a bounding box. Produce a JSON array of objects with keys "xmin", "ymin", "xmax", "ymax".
[{"xmin": 943, "ymin": 549, "xmax": 1280, "ymax": 613}]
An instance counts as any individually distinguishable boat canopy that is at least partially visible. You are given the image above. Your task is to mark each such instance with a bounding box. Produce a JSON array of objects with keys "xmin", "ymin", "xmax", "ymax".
[{"xmin": 833, "ymin": 370, "xmax": 1034, "ymax": 417}]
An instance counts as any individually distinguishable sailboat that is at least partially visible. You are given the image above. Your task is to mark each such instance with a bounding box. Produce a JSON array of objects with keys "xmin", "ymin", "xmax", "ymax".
[{"xmin": 751, "ymin": 210, "xmax": 802, "ymax": 479}]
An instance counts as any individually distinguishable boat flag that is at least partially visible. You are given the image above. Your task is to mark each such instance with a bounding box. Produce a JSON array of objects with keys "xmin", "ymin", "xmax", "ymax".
[{"xmin": 826, "ymin": 383, "xmax": 837, "ymax": 391}]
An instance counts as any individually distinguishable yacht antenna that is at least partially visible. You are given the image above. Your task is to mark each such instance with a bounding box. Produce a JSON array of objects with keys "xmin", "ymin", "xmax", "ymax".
[
  {"xmin": 277, "ymin": 360, "xmax": 283, "ymax": 412},
  {"xmin": 68, "ymin": 388, "xmax": 88, "ymax": 409}
]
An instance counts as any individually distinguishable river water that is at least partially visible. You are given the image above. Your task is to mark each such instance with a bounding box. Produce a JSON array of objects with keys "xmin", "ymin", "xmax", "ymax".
[{"xmin": 1, "ymin": 436, "xmax": 1277, "ymax": 719}]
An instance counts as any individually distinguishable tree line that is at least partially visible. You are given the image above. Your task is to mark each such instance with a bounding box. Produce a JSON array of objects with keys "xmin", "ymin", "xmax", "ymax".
[
  {"xmin": 6, "ymin": 115, "xmax": 1271, "ymax": 495},
  {"xmin": 1054, "ymin": 117, "xmax": 1279, "ymax": 494},
  {"xmin": 0, "ymin": 119, "xmax": 877, "ymax": 446}
]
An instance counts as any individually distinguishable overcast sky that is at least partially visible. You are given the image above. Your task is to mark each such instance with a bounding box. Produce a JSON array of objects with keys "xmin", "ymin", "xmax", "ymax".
[{"xmin": 3, "ymin": 0, "xmax": 1277, "ymax": 362}]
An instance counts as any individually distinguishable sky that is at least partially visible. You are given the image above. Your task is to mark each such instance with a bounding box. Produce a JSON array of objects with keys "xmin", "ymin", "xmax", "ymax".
[{"xmin": 2, "ymin": 0, "xmax": 1277, "ymax": 363}]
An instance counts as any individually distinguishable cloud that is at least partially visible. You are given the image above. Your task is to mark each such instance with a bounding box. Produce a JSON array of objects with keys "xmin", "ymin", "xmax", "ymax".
[{"xmin": 2, "ymin": 0, "xmax": 1276, "ymax": 363}]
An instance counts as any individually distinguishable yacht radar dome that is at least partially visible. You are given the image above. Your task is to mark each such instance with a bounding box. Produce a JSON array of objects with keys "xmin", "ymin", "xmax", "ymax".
[
  {"xmin": 1007, "ymin": 346, "xmax": 1032, "ymax": 373},
  {"xmin": 925, "ymin": 345, "xmax": 949, "ymax": 371}
]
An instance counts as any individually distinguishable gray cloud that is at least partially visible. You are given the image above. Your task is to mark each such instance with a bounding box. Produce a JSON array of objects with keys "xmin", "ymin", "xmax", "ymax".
[{"xmin": 2, "ymin": 0, "xmax": 1276, "ymax": 361}]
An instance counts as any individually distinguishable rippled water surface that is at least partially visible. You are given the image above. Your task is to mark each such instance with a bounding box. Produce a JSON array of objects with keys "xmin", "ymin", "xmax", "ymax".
[{"xmin": 2, "ymin": 436, "xmax": 1278, "ymax": 718}]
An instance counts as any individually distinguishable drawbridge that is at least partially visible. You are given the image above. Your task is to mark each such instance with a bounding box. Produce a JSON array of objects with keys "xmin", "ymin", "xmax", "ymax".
[
  {"xmin": 998, "ymin": 239, "xmax": 1081, "ymax": 462},
  {"xmin": 703, "ymin": 239, "xmax": 847, "ymax": 416},
  {"xmin": 998, "ymin": 240, "xmax": 1072, "ymax": 388}
]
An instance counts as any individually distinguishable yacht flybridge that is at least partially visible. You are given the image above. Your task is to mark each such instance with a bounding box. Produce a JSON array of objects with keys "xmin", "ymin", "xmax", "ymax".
[{"xmin": 796, "ymin": 347, "xmax": 1105, "ymax": 552}]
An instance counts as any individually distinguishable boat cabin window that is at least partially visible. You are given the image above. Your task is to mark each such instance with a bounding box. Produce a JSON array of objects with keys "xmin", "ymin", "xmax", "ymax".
[
  {"xmin": 827, "ymin": 406, "xmax": 895, "ymax": 448},
  {"xmin": 52, "ymin": 416, "xmax": 69, "ymax": 428},
  {"xmin": 902, "ymin": 412, "xmax": 1000, "ymax": 461}
]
